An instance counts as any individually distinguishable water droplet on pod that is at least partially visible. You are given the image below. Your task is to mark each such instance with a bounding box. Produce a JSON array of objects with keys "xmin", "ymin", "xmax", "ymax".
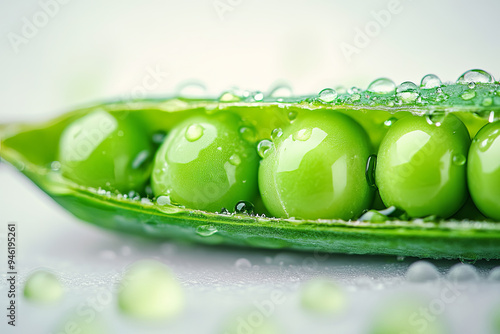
[
  {"xmin": 252, "ymin": 91, "xmax": 264, "ymax": 101},
  {"xmin": 457, "ymin": 69, "xmax": 495, "ymax": 84},
  {"xmin": 156, "ymin": 195, "xmax": 171, "ymax": 206},
  {"xmin": 396, "ymin": 81, "xmax": 419, "ymax": 103},
  {"xmin": 234, "ymin": 200, "xmax": 255, "ymax": 215},
  {"xmin": 461, "ymin": 90, "xmax": 476, "ymax": 100},
  {"xmin": 447, "ymin": 263, "xmax": 479, "ymax": 282},
  {"xmin": 420, "ymin": 74, "xmax": 442, "ymax": 89},
  {"xmin": 318, "ymin": 88, "xmax": 337, "ymax": 103},
  {"xmin": 406, "ymin": 261, "xmax": 440, "ymax": 282},
  {"xmin": 196, "ymin": 225, "xmax": 218, "ymax": 237},
  {"xmin": 367, "ymin": 78, "xmax": 396, "ymax": 94}
]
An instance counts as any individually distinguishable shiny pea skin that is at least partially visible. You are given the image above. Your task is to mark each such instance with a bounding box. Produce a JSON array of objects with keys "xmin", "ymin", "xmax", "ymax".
[
  {"xmin": 376, "ymin": 113, "xmax": 470, "ymax": 218},
  {"xmin": 151, "ymin": 112, "xmax": 259, "ymax": 212},
  {"xmin": 468, "ymin": 121, "xmax": 500, "ymax": 220},
  {"xmin": 258, "ymin": 110, "xmax": 373, "ymax": 220},
  {"xmin": 58, "ymin": 110, "xmax": 153, "ymax": 193}
]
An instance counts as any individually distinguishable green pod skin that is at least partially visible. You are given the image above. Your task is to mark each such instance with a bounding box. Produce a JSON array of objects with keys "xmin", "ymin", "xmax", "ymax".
[
  {"xmin": 468, "ymin": 121, "xmax": 500, "ymax": 220},
  {"xmin": 376, "ymin": 114, "xmax": 470, "ymax": 218},
  {"xmin": 151, "ymin": 111, "xmax": 259, "ymax": 212},
  {"xmin": 58, "ymin": 110, "xmax": 153, "ymax": 193},
  {"xmin": 258, "ymin": 110, "xmax": 373, "ymax": 220}
]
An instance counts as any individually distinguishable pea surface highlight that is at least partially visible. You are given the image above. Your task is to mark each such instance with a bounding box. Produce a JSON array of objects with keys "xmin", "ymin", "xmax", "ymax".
[
  {"xmin": 376, "ymin": 113, "xmax": 470, "ymax": 218},
  {"xmin": 152, "ymin": 112, "xmax": 259, "ymax": 212},
  {"xmin": 258, "ymin": 110, "xmax": 373, "ymax": 220},
  {"xmin": 58, "ymin": 110, "xmax": 153, "ymax": 193},
  {"xmin": 468, "ymin": 121, "xmax": 500, "ymax": 220}
]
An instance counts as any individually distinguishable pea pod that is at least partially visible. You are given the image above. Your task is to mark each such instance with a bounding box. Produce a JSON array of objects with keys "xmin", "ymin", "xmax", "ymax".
[{"xmin": 2, "ymin": 70, "xmax": 500, "ymax": 260}]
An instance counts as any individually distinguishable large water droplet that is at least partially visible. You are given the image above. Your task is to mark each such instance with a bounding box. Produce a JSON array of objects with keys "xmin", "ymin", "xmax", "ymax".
[
  {"xmin": 185, "ymin": 124, "xmax": 204, "ymax": 142},
  {"xmin": 177, "ymin": 81, "xmax": 207, "ymax": 97},
  {"xmin": 457, "ymin": 69, "xmax": 495, "ymax": 84},
  {"xmin": 293, "ymin": 128, "xmax": 312, "ymax": 141},
  {"xmin": 396, "ymin": 82, "xmax": 419, "ymax": 103},
  {"xmin": 301, "ymin": 278, "xmax": 345, "ymax": 314},
  {"xmin": 268, "ymin": 84, "xmax": 293, "ymax": 98},
  {"xmin": 24, "ymin": 271, "xmax": 64, "ymax": 303},
  {"xmin": 406, "ymin": 261, "xmax": 440, "ymax": 283},
  {"xmin": 318, "ymin": 88, "xmax": 337, "ymax": 103},
  {"xmin": 420, "ymin": 74, "xmax": 442, "ymax": 89},
  {"xmin": 257, "ymin": 139, "xmax": 273, "ymax": 158},
  {"xmin": 118, "ymin": 260, "xmax": 184, "ymax": 320},
  {"xmin": 234, "ymin": 200, "xmax": 255, "ymax": 215},
  {"xmin": 461, "ymin": 90, "xmax": 476, "ymax": 100},
  {"xmin": 196, "ymin": 225, "xmax": 218, "ymax": 237},
  {"xmin": 229, "ymin": 154, "xmax": 241, "ymax": 166},
  {"xmin": 365, "ymin": 155, "xmax": 377, "ymax": 189},
  {"xmin": 452, "ymin": 154, "xmax": 466, "ymax": 166},
  {"xmin": 367, "ymin": 78, "xmax": 396, "ymax": 94},
  {"xmin": 156, "ymin": 195, "xmax": 171, "ymax": 206}
]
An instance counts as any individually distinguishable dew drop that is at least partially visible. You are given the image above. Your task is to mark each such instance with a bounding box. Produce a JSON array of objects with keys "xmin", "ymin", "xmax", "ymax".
[
  {"xmin": 195, "ymin": 225, "xmax": 218, "ymax": 237},
  {"xmin": 420, "ymin": 74, "xmax": 442, "ymax": 89},
  {"xmin": 257, "ymin": 139, "xmax": 273, "ymax": 158},
  {"xmin": 461, "ymin": 90, "xmax": 476, "ymax": 100},
  {"xmin": 396, "ymin": 81, "xmax": 419, "ymax": 103},
  {"xmin": 384, "ymin": 117, "xmax": 398, "ymax": 127},
  {"xmin": 447, "ymin": 263, "xmax": 479, "ymax": 282},
  {"xmin": 293, "ymin": 128, "xmax": 312, "ymax": 141},
  {"xmin": 351, "ymin": 93, "xmax": 361, "ymax": 101},
  {"xmin": 300, "ymin": 278, "xmax": 345, "ymax": 314},
  {"xmin": 185, "ymin": 124, "xmax": 204, "ymax": 142},
  {"xmin": 288, "ymin": 110, "xmax": 298, "ymax": 121},
  {"xmin": 219, "ymin": 91, "xmax": 241, "ymax": 102},
  {"xmin": 452, "ymin": 154, "xmax": 466, "ymax": 166},
  {"xmin": 457, "ymin": 69, "xmax": 495, "ymax": 84},
  {"xmin": 468, "ymin": 82, "xmax": 476, "ymax": 89},
  {"xmin": 318, "ymin": 88, "xmax": 337, "ymax": 103},
  {"xmin": 118, "ymin": 260, "xmax": 184, "ymax": 320},
  {"xmin": 268, "ymin": 85, "xmax": 293, "ymax": 98},
  {"xmin": 252, "ymin": 91, "xmax": 264, "ymax": 101},
  {"xmin": 177, "ymin": 81, "xmax": 207, "ymax": 97},
  {"xmin": 229, "ymin": 154, "xmax": 241, "ymax": 166},
  {"xmin": 156, "ymin": 195, "xmax": 171, "ymax": 206},
  {"xmin": 482, "ymin": 97, "xmax": 493, "ymax": 106},
  {"xmin": 24, "ymin": 270, "xmax": 64, "ymax": 303},
  {"xmin": 425, "ymin": 111, "xmax": 445, "ymax": 127},
  {"xmin": 367, "ymin": 78, "xmax": 396, "ymax": 94},
  {"xmin": 406, "ymin": 261, "xmax": 440, "ymax": 283},
  {"xmin": 234, "ymin": 200, "xmax": 255, "ymax": 215},
  {"xmin": 235, "ymin": 258, "xmax": 252, "ymax": 269},
  {"xmin": 271, "ymin": 128, "xmax": 283, "ymax": 140},
  {"xmin": 50, "ymin": 161, "xmax": 61, "ymax": 171},
  {"xmin": 365, "ymin": 155, "xmax": 377, "ymax": 189},
  {"xmin": 239, "ymin": 126, "xmax": 256, "ymax": 143}
]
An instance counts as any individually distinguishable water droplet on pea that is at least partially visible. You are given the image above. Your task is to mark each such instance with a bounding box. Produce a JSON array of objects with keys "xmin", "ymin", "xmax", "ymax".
[
  {"xmin": 293, "ymin": 128, "xmax": 312, "ymax": 141},
  {"xmin": 185, "ymin": 124, "xmax": 204, "ymax": 142},
  {"xmin": 461, "ymin": 90, "xmax": 476, "ymax": 100},
  {"xmin": 239, "ymin": 126, "xmax": 256, "ymax": 143},
  {"xmin": 229, "ymin": 154, "xmax": 241, "ymax": 166},
  {"xmin": 367, "ymin": 78, "xmax": 396, "ymax": 94},
  {"xmin": 257, "ymin": 139, "xmax": 273, "ymax": 158},
  {"xmin": 288, "ymin": 110, "xmax": 298, "ymax": 121},
  {"xmin": 396, "ymin": 81, "xmax": 419, "ymax": 103},
  {"xmin": 234, "ymin": 200, "xmax": 255, "ymax": 215},
  {"xmin": 457, "ymin": 69, "xmax": 495, "ymax": 84},
  {"xmin": 452, "ymin": 154, "xmax": 466, "ymax": 166},
  {"xmin": 318, "ymin": 88, "xmax": 337, "ymax": 103},
  {"xmin": 271, "ymin": 128, "xmax": 283, "ymax": 140},
  {"xmin": 196, "ymin": 225, "xmax": 218, "ymax": 237},
  {"xmin": 420, "ymin": 74, "xmax": 442, "ymax": 89}
]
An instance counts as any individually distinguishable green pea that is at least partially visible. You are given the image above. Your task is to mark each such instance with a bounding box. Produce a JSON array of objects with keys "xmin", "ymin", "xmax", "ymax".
[
  {"xmin": 468, "ymin": 121, "xmax": 500, "ymax": 220},
  {"xmin": 151, "ymin": 112, "xmax": 258, "ymax": 212},
  {"xmin": 58, "ymin": 110, "xmax": 153, "ymax": 193},
  {"xmin": 376, "ymin": 114, "xmax": 470, "ymax": 218},
  {"xmin": 259, "ymin": 110, "xmax": 373, "ymax": 220}
]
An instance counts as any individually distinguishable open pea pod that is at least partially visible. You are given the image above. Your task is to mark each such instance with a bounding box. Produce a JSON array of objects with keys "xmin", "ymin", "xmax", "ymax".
[{"xmin": 2, "ymin": 76, "xmax": 500, "ymax": 260}]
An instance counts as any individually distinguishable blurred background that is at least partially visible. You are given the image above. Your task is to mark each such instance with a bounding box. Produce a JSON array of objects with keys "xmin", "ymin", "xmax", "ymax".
[{"xmin": 1, "ymin": 0, "xmax": 500, "ymax": 333}]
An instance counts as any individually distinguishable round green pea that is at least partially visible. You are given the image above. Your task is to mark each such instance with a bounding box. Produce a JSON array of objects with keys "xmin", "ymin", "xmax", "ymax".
[
  {"xmin": 468, "ymin": 121, "xmax": 500, "ymax": 220},
  {"xmin": 151, "ymin": 112, "xmax": 259, "ymax": 212},
  {"xmin": 376, "ymin": 114, "xmax": 470, "ymax": 218},
  {"xmin": 58, "ymin": 111, "xmax": 153, "ymax": 193},
  {"xmin": 258, "ymin": 110, "xmax": 373, "ymax": 220}
]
